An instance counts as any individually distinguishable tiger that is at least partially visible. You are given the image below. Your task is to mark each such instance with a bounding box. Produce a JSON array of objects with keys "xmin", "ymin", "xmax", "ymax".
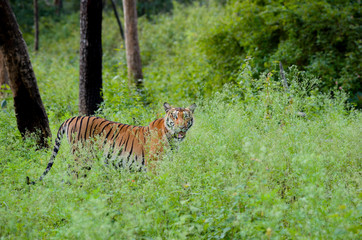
[{"xmin": 27, "ymin": 102, "xmax": 196, "ymax": 184}]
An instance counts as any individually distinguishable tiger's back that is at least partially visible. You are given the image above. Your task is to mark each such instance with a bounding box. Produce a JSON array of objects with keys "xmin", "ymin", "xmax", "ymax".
[{"xmin": 64, "ymin": 116, "xmax": 147, "ymax": 166}]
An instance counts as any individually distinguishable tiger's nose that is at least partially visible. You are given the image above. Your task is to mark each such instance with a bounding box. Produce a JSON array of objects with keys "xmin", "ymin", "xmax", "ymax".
[{"xmin": 179, "ymin": 126, "xmax": 187, "ymax": 132}]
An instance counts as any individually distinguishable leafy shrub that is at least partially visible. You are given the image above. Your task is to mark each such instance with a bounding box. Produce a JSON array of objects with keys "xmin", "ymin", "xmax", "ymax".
[{"xmin": 199, "ymin": 0, "xmax": 361, "ymax": 106}]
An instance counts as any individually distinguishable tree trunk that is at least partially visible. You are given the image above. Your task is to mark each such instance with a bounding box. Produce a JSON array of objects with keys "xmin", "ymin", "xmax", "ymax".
[
  {"xmin": 123, "ymin": 0, "xmax": 143, "ymax": 89},
  {"xmin": 34, "ymin": 0, "xmax": 39, "ymax": 51},
  {"xmin": 54, "ymin": 0, "xmax": 63, "ymax": 15},
  {"xmin": 0, "ymin": 51, "xmax": 10, "ymax": 98},
  {"xmin": 111, "ymin": 0, "xmax": 125, "ymax": 41},
  {"xmin": 0, "ymin": 51, "xmax": 9, "ymax": 86},
  {"xmin": 0, "ymin": 0, "xmax": 51, "ymax": 147},
  {"xmin": 79, "ymin": 0, "xmax": 103, "ymax": 116}
]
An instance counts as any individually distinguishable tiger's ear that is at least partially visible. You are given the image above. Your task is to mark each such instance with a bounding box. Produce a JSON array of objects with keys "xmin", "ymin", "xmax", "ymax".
[
  {"xmin": 164, "ymin": 102, "xmax": 172, "ymax": 112},
  {"xmin": 188, "ymin": 103, "xmax": 197, "ymax": 113}
]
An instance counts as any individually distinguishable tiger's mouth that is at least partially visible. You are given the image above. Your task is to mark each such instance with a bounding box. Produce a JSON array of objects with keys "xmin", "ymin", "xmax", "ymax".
[{"xmin": 174, "ymin": 132, "xmax": 186, "ymax": 141}]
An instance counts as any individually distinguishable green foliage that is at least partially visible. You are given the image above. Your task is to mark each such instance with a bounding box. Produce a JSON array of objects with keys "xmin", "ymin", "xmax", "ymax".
[
  {"xmin": 199, "ymin": 0, "xmax": 361, "ymax": 106},
  {"xmin": 1, "ymin": 71, "xmax": 361, "ymax": 238},
  {"xmin": 1, "ymin": 1, "xmax": 361, "ymax": 238},
  {"xmin": 138, "ymin": 1, "xmax": 227, "ymax": 102}
]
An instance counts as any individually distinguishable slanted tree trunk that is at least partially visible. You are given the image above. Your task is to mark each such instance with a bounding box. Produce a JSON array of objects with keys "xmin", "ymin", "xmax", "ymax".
[
  {"xmin": 79, "ymin": 0, "xmax": 103, "ymax": 116},
  {"xmin": 123, "ymin": 0, "xmax": 143, "ymax": 90},
  {"xmin": 0, "ymin": 0, "xmax": 51, "ymax": 147},
  {"xmin": 111, "ymin": 0, "xmax": 125, "ymax": 41},
  {"xmin": 34, "ymin": 0, "xmax": 39, "ymax": 51}
]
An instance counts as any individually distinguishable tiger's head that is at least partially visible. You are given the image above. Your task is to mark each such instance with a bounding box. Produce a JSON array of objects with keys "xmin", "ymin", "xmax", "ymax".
[{"xmin": 164, "ymin": 102, "xmax": 197, "ymax": 142}]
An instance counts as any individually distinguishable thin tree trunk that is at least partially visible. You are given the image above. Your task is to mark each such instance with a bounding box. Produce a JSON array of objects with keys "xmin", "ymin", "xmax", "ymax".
[
  {"xmin": 123, "ymin": 0, "xmax": 143, "ymax": 89},
  {"xmin": 54, "ymin": 0, "xmax": 63, "ymax": 15},
  {"xmin": 111, "ymin": 0, "xmax": 125, "ymax": 41},
  {"xmin": 34, "ymin": 0, "xmax": 39, "ymax": 51},
  {"xmin": 0, "ymin": 0, "xmax": 51, "ymax": 147},
  {"xmin": 79, "ymin": 0, "xmax": 103, "ymax": 116}
]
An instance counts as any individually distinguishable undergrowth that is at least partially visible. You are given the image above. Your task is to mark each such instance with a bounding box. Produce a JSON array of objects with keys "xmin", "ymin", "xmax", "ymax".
[
  {"xmin": 0, "ymin": 1, "xmax": 361, "ymax": 239},
  {"xmin": 1, "ymin": 65, "xmax": 361, "ymax": 238}
]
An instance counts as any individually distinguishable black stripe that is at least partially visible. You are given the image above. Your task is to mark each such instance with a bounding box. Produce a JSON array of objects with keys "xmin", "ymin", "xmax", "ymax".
[
  {"xmin": 106, "ymin": 141, "xmax": 117, "ymax": 159},
  {"xmin": 122, "ymin": 127, "xmax": 134, "ymax": 154},
  {"xmin": 116, "ymin": 135, "xmax": 126, "ymax": 150},
  {"xmin": 141, "ymin": 149, "xmax": 145, "ymax": 166},
  {"xmin": 91, "ymin": 122, "xmax": 101, "ymax": 137},
  {"xmin": 143, "ymin": 127, "xmax": 147, "ymax": 143},
  {"xmin": 71, "ymin": 116, "xmax": 81, "ymax": 140},
  {"xmin": 104, "ymin": 125, "xmax": 115, "ymax": 139},
  {"xmin": 127, "ymin": 131, "xmax": 137, "ymax": 159},
  {"xmin": 99, "ymin": 122, "xmax": 112, "ymax": 134},
  {"xmin": 116, "ymin": 127, "xmax": 130, "ymax": 157},
  {"xmin": 127, "ymin": 129, "xmax": 137, "ymax": 170},
  {"xmin": 128, "ymin": 159, "xmax": 135, "ymax": 170},
  {"xmin": 65, "ymin": 116, "xmax": 77, "ymax": 137},
  {"xmin": 84, "ymin": 116, "xmax": 91, "ymax": 139},
  {"xmin": 66, "ymin": 116, "xmax": 77, "ymax": 126},
  {"xmin": 117, "ymin": 125, "xmax": 132, "ymax": 148},
  {"xmin": 46, "ymin": 162, "xmax": 53, "ymax": 170},
  {"xmin": 57, "ymin": 121, "xmax": 66, "ymax": 136},
  {"xmin": 109, "ymin": 127, "xmax": 120, "ymax": 142},
  {"xmin": 110, "ymin": 123, "xmax": 122, "ymax": 141},
  {"xmin": 123, "ymin": 135, "xmax": 131, "ymax": 153},
  {"xmin": 77, "ymin": 117, "xmax": 85, "ymax": 141},
  {"xmin": 102, "ymin": 126, "xmax": 115, "ymax": 146},
  {"xmin": 114, "ymin": 124, "xmax": 127, "ymax": 147},
  {"xmin": 87, "ymin": 117, "xmax": 96, "ymax": 138}
]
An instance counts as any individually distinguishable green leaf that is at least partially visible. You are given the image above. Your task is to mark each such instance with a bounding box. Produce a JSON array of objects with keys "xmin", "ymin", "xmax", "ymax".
[{"xmin": 1, "ymin": 99, "xmax": 7, "ymax": 109}]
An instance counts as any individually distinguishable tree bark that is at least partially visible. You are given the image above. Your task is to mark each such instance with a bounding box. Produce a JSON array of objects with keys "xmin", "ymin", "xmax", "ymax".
[
  {"xmin": 0, "ymin": 51, "xmax": 10, "ymax": 99},
  {"xmin": 79, "ymin": 0, "xmax": 103, "ymax": 116},
  {"xmin": 0, "ymin": 51, "xmax": 9, "ymax": 87},
  {"xmin": 123, "ymin": 0, "xmax": 143, "ymax": 89},
  {"xmin": 111, "ymin": 0, "xmax": 125, "ymax": 41},
  {"xmin": 34, "ymin": 0, "xmax": 39, "ymax": 51},
  {"xmin": 0, "ymin": 0, "xmax": 51, "ymax": 147}
]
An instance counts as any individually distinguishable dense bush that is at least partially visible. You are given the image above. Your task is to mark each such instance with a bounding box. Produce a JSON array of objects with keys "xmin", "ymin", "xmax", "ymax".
[{"xmin": 199, "ymin": 0, "xmax": 361, "ymax": 105}]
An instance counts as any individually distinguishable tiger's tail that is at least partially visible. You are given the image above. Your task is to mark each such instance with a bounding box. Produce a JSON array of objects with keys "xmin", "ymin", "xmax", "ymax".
[{"xmin": 27, "ymin": 121, "xmax": 67, "ymax": 185}]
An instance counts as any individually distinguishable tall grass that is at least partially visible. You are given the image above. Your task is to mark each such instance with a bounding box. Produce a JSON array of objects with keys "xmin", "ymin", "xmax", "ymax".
[
  {"xmin": 0, "ymin": 2, "xmax": 361, "ymax": 239},
  {"xmin": 1, "ymin": 66, "xmax": 361, "ymax": 238}
]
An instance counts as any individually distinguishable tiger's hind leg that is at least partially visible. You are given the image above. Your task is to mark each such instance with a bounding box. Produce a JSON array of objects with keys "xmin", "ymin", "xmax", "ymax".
[{"xmin": 67, "ymin": 142, "xmax": 95, "ymax": 179}]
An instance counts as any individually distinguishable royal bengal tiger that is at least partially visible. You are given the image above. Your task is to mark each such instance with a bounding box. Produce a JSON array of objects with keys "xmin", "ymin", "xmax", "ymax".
[{"xmin": 27, "ymin": 102, "xmax": 196, "ymax": 184}]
